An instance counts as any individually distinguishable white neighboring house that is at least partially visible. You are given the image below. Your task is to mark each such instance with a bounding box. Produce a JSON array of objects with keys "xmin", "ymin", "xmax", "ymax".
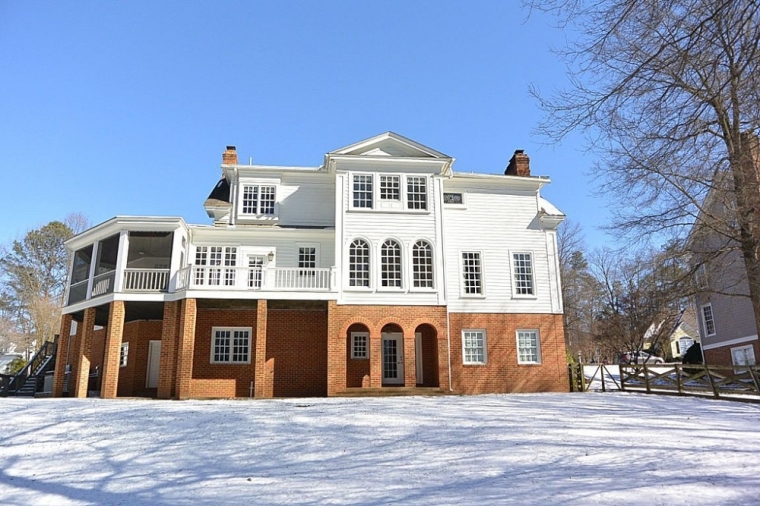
[{"xmin": 52, "ymin": 132, "xmax": 569, "ymax": 400}]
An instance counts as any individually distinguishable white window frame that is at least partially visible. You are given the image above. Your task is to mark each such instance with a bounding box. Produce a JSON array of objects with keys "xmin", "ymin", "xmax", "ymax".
[
  {"xmin": 352, "ymin": 174, "xmax": 374, "ymax": 209},
  {"xmin": 351, "ymin": 332, "xmax": 369, "ymax": 359},
  {"xmin": 731, "ymin": 344, "xmax": 756, "ymax": 369},
  {"xmin": 194, "ymin": 246, "xmax": 238, "ymax": 286},
  {"xmin": 411, "ymin": 240, "xmax": 434, "ymax": 290},
  {"xmin": 348, "ymin": 238, "xmax": 372, "ymax": 289},
  {"xmin": 210, "ymin": 327, "xmax": 252, "ymax": 364},
  {"xmin": 701, "ymin": 303, "xmax": 716, "ymax": 337},
  {"xmin": 443, "ymin": 192, "xmax": 466, "ymax": 207},
  {"xmin": 379, "ymin": 175, "xmax": 401, "ymax": 202},
  {"xmin": 240, "ymin": 184, "xmax": 277, "ymax": 217},
  {"xmin": 695, "ymin": 264, "xmax": 708, "ymax": 289},
  {"xmin": 461, "ymin": 251, "xmax": 485, "ymax": 297},
  {"xmin": 349, "ymin": 173, "xmax": 430, "ymax": 213},
  {"xmin": 406, "ymin": 175, "xmax": 428, "ymax": 210},
  {"xmin": 380, "ymin": 239, "xmax": 403, "ymax": 289},
  {"xmin": 119, "ymin": 342, "xmax": 129, "ymax": 368},
  {"xmin": 511, "ymin": 251, "xmax": 536, "ymax": 297},
  {"xmin": 297, "ymin": 244, "xmax": 319, "ymax": 276},
  {"xmin": 516, "ymin": 329, "xmax": 542, "ymax": 364},
  {"xmin": 462, "ymin": 329, "xmax": 487, "ymax": 365}
]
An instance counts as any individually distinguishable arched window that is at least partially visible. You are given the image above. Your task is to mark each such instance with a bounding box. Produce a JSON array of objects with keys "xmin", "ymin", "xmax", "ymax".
[
  {"xmin": 412, "ymin": 240, "xmax": 434, "ymax": 288},
  {"xmin": 381, "ymin": 239, "xmax": 402, "ymax": 288},
  {"xmin": 349, "ymin": 239, "xmax": 370, "ymax": 287}
]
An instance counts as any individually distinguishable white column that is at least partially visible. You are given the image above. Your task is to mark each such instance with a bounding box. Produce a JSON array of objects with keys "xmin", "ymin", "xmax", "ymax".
[
  {"xmin": 113, "ymin": 230, "xmax": 129, "ymax": 293},
  {"xmin": 85, "ymin": 241, "xmax": 100, "ymax": 300}
]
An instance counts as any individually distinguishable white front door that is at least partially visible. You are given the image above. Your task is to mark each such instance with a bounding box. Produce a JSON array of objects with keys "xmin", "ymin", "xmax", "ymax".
[
  {"xmin": 382, "ymin": 333, "xmax": 404, "ymax": 385},
  {"xmin": 146, "ymin": 340, "xmax": 161, "ymax": 389}
]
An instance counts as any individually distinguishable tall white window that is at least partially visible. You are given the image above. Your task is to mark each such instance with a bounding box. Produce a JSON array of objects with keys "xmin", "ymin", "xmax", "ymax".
[
  {"xmin": 517, "ymin": 330, "xmax": 541, "ymax": 364},
  {"xmin": 248, "ymin": 256, "xmax": 264, "ymax": 289},
  {"xmin": 195, "ymin": 246, "xmax": 237, "ymax": 286},
  {"xmin": 412, "ymin": 240, "xmax": 434, "ymax": 288},
  {"xmin": 211, "ymin": 327, "xmax": 251, "ymax": 364},
  {"xmin": 407, "ymin": 176, "xmax": 427, "ymax": 210},
  {"xmin": 462, "ymin": 329, "xmax": 486, "ymax": 364},
  {"xmin": 380, "ymin": 175, "xmax": 400, "ymax": 201},
  {"xmin": 353, "ymin": 175, "xmax": 373, "ymax": 208},
  {"xmin": 512, "ymin": 252, "xmax": 534, "ymax": 296},
  {"xmin": 299, "ymin": 247, "xmax": 317, "ymax": 275},
  {"xmin": 242, "ymin": 185, "xmax": 276, "ymax": 216},
  {"xmin": 349, "ymin": 239, "xmax": 370, "ymax": 287},
  {"xmin": 731, "ymin": 345, "xmax": 756, "ymax": 367},
  {"xmin": 701, "ymin": 303, "xmax": 716, "ymax": 336},
  {"xmin": 351, "ymin": 332, "xmax": 369, "ymax": 359},
  {"xmin": 381, "ymin": 240, "xmax": 402, "ymax": 288},
  {"xmin": 119, "ymin": 342, "xmax": 129, "ymax": 367},
  {"xmin": 462, "ymin": 252, "xmax": 483, "ymax": 295}
]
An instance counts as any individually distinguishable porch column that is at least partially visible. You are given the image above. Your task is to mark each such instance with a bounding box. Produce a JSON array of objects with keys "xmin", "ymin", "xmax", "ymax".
[
  {"xmin": 254, "ymin": 300, "xmax": 273, "ymax": 398},
  {"xmin": 325, "ymin": 301, "xmax": 345, "ymax": 396},
  {"xmin": 403, "ymin": 330, "xmax": 417, "ymax": 388},
  {"xmin": 369, "ymin": 331, "xmax": 383, "ymax": 388},
  {"xmin": 52, "ymin": 314, "xmax": 73, "ymax": 397},
  {"xmin": 175, "ymin": 298, "xmax": 196, "ymax": 400},
  {"xmin": 71, "ymin": 307, "xmax": 96, "ymax": 398},
  {"xmin": 158, "ymin": 301, "xmax": 180, "ymax": 399},
  {"xmin": 100, "ymin": 301, "xmax": 125, "ymax": 399}
]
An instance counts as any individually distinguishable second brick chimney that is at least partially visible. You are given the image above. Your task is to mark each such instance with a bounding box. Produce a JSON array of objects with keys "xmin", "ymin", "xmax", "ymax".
[
  {"xmin": 505, "ymin": 150, "xmax": 530, "ymax": 177},
  {"xmin": 222, "ymin": 146, "xmax": 238, "ymax": 165}
]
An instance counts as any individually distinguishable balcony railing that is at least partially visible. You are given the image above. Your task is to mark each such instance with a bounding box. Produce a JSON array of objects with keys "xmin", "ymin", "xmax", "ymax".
[
  {"xmin": 91, "ymin": 271, "xmax": 115, "ymax": 297},
  {"xmin": 124, "ymin": 268, "xmax": 170, "ymax": 292},
  {"xmin": 176, "ymin": 265, "xmax": 334, "ymax": 292}
]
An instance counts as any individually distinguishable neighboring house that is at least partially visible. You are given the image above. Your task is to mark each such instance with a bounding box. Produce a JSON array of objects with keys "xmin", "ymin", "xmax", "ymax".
[
  {"xmin": 690, "ymin": 135, "xmax": 759, "ymax": 369},
  {"xmin": 51, "ymin": 132, "xmax": 568, "ymax": 399},
  {"xmin": 1, "ymin": 353, "xmax": 23, "ymax": 374},
  {"xmin": 666, "ymin": 307, "xmax": 699, "ymax": 361}
]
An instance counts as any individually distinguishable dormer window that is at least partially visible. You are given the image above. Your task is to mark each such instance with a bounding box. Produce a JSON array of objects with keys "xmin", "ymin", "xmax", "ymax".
[{"xmin": 241, "ymin": 185, "xmax": 276, "ymax": 216}]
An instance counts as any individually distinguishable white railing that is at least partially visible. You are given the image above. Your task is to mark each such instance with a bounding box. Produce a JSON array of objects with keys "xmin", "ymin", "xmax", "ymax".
[
  {"xmin": 91, "ymin": 271, "xmax": 115, "ymax": 297},
  {"xmin": 177, "ymin": 265, "xmax": 334, "ymax": 292},
  {"xmin": 124, "ymin": 268, "xmax": 170, "ymax": 292}
]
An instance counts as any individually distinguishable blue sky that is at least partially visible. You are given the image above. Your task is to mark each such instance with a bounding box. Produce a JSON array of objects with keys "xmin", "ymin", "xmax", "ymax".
[{"xmin": 0, "ymin": 1, "xmax": 607, "ymax": 249}]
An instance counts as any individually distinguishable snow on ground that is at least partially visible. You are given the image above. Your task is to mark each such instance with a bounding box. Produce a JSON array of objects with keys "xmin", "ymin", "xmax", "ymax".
[{"xmin": 1, "ymin": 393, "xmax": 759, "ymax": 505}]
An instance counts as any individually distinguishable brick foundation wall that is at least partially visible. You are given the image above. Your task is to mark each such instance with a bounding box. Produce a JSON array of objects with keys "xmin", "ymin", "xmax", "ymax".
[
  {"xmin": 191, "ymin": 308, "xmax": 257, "ymax": 398},
  {"xmin": 117, "ymin": 321, "xmax": 163, "ymax": 397},
  {"xmin": 704, "ymin": 340, "xmax": 760, "ymax": 367},
  {"xmin": 266, "ymin": 308, "xmax": 328, "ymax": 397},
  {"xmin": 449, "ymin": 313, "xmax": 568, "ymax": 394}
]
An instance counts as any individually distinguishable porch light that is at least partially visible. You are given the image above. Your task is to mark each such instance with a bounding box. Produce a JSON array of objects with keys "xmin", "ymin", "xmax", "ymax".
[{"xmin": 267, "ymin": 251, "xmax": 275, "ymax": 262}]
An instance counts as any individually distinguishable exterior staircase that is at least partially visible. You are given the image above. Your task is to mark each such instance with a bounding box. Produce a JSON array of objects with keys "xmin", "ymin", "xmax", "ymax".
[{"xmin": 0, "ymin": 339, "xmax": 57, "ymax": 397}]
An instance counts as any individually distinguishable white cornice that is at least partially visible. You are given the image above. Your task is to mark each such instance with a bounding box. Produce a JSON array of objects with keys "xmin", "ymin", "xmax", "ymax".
[{"xmin": 65, "ymin": 216, "xmax": 188, "ymax": 251}]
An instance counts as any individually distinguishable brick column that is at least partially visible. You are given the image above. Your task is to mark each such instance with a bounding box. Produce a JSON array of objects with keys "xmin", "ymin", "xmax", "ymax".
[
  {"xmin": 370, "ymin": 331, "xmax": 383, "ymax": 388},
  {"xmin": 52, "ymin": 314, "xmax": 73, "ymax": 397},
  {"xmin": 326, "ymin": 301, "xmax": 346, "ymax": 396},
  {"xmin": 175, "ymin": 298, "xmax": 196, "ymax": 400},
  {"xmin": 71, "ymin": 307, "xmax": 96, "ymax": 398},
  {"xmin": 255, "ymin": 300, "xmax": 273, "ymax": 398},
  {"xmin": 158, "ymin": 301, "xmax": 180, "ymax": 399},
  {"xmin": 100, "ymin": 301, "xmax": 125, "ymax": 399},
  {"xmin": 404, "ymin": 330, "xmax": 417, "ymax": 387}
]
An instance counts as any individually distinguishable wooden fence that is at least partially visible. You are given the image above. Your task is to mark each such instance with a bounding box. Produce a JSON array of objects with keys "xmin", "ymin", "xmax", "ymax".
[{"xmin": 569, "ymin": 363, "xmax": 760, "ymax": 402}]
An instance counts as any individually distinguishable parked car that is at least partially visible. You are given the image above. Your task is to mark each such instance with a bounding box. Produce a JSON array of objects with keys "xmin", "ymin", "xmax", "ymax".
[{"xmin": 618, "ymin": 351, "xmax": 665, "ymax": 364}]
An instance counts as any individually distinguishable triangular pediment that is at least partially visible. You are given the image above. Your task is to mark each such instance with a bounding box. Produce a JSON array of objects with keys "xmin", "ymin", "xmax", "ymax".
[{"xmin": 330, "ymin": 132, "xmax": 450, "ymax": 159}]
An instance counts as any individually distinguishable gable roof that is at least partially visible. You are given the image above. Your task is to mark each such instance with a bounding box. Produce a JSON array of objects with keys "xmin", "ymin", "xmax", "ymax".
[{"xmin": 329, "ymin": 132, "xmax": 450, "ymax": 159}]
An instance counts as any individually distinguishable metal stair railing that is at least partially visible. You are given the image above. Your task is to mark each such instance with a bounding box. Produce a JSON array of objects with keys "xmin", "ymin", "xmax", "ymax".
[{"xmin": 5, "ymin": 338, "xmax": 57, "ymax": 396}]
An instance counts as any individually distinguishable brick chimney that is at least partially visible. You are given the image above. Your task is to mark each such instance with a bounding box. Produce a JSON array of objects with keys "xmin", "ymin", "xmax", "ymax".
[
  {"xmin": 222, "ymin": 145, "xmax": 238, "ymax": 165},
  {"xmin": 505, "ymin": 150, "xmax": 530, "ymax": 177}
]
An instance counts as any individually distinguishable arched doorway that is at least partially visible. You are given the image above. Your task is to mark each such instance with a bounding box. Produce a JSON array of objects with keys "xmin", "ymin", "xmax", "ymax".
[
  {"xmin": 414, "ymin": 324, "xmax": 439, "ymax": 387},
  {"xmin": 346, "ymin": 323, "xmax": 370, "ymax": 388},
  {"xmin": 381, "ymin": 323, "xmax": 404, "ymax": 386}
]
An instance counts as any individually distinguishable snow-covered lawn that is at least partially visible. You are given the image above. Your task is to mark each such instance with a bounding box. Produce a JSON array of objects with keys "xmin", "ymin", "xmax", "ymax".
[{"xmin": 1, "ymin": 393, "xmax": 759, "ymax": 505}]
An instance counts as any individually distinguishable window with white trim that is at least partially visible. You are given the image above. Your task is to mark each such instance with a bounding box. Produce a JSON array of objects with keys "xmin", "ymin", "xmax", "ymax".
[
  {"xmin": 351, "ymin": 332, "xmax": 369, "ymax": 359},
  {"xmin": 443, "ymin": 192, "xmax": 463, "ymax": 205},
  {"xmin": 248, "ymin": 256, "xmax": 264, "ymax": 289},
  {"xmin": 242, "ymin": 185, "xmax": 276, "ymax": 216},
  {"xmin": 677, "ymin": 337, "xmax": 695, "ymax": 355},
  {"xmin": 512, "ymin": 252, "xmax": 535, "ymax": 296},
  {"xmin": 695, "ymin": 264, "xmax": 708, "ymax": 289},
  {"xmin": 299, "ymin": 246, "xmax": 317, "ymax": 275},
  {"xmin": 462, "ymin": 329, "xmax": 486, "ymax": 364},
  {"xmin": 701, "ymin": 303, "xmax": 716, "ymax": 336},
  {"xmin": 119, "ymin": 342, "xmax": 129, "ymax": 367},
  {"xmin": 349, "ymin": 239, "xmax": 370, "ymax": 287},
  {"xmin": 462, "ymin": 252, "xmax": 483, "ymax": 295},
  {"xmin": 211, "ymin": 327, "xmax": 251, "ymax": 364},
  {"xmin": 731, "ymin": 344, "xmax": 756, "ymax": 367},
  {"xmin": 353, "ymin": 174, "xmax": 373, "ymax": 208},
  {"xmin": 407, "ymin": 176, "xmax": 427, "ymax": 210},
  {"xmin": 412, "ymin": 240, "xmax": 434, "ymax": 288},
  {"xmin": 517, "ymin": 330, "xmax": 541, "ymax": 364},
  {"xmin": 381, "ymin": 239, "xmax": 402, "ymax": 288},
  {"xmin": 380, "ymin": 175, "xmax": 400, "ymax": 201},
  {"xmin": 195, "ymin": 246, "xmax": 237, "ymax": 286}
]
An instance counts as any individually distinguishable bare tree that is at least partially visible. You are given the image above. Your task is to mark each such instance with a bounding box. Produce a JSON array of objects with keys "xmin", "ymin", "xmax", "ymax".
[{"xmin": 525, "ymin": 1, "xmax": 760, "ymax": 333}]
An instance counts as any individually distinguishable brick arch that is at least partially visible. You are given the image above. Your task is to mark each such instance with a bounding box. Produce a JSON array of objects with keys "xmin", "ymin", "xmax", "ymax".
[
  {"xmin": 375, "ymin": 317, "xmax": 410, "ymax": 337},
  {"xmin": 412, "ymin": 322, "xmax": 441, "ymax": 388},
  {"xmin": 338, "ymin": 317, "xmax": 375, "ymax": 337},
  {"xmin": 409, "ymin": 318, "xmax": 444, "ymax": 338}
]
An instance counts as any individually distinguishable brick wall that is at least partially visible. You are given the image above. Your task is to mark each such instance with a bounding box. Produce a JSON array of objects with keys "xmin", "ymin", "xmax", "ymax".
[
  {"xmin": 449, "ymin": 313, "xmax": 568, "ymax": 394},
  {"xmin": 266, "ymin": 308, "xmax": 328, "ymax": 397},
  {"xmin": 704, "ymin": 340, "xmax": 760, "ymax": 368},
  {"xmin": 116, "ymin": 321, "xmax": 163, "ymax": 397},
  {"xmin": 190, "ymin": 308, "xmax": 257, "ymax": 398}
]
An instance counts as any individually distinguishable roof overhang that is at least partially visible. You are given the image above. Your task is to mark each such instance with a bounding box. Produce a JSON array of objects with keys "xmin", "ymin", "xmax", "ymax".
[{"xmin": 65, "ymin": 216, "xmax": 188, "ymax": 252}]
